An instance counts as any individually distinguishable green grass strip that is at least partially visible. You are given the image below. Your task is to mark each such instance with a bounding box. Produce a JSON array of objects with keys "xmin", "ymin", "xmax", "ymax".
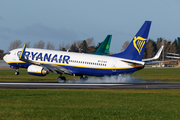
[
  {"xmin": 132, "ymin": 68, "xmax": 180, "ymax": 82},
  {"xmin": 0, "ymin": 89, "xmax": 180, "ymax": 120}
]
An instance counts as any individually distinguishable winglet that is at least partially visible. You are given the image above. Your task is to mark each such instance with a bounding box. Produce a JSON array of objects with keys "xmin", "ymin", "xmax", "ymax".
[
  {"xmin": 154, "ymin": 45, "xmax": 164, "ymax": 59},
  {"xmin": 19, "ymin": 44, "xmax": 27, "ymax": 59},
  {"xmin": 142, "ymin": 46, "xmax": 164, "ymax": 62}
]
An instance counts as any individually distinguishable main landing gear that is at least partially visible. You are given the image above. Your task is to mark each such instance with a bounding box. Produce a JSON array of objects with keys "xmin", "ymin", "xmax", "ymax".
[
  {"xmin": 57, "ymin": 75, "xmax": 66, "ymax": 83},
  {"xmin": 57, "ymin": 74, "xmax": 88, "ymax": 83},
  {"xmin": 80, "ymin": 75, "xmax": 88, "ymax": 82},
  {"xmin": 15, "ymin": 69, "xmax": 19, "ymax": 75}
]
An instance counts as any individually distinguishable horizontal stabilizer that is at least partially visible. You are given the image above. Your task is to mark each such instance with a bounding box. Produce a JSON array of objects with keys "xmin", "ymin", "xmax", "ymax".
[{"xmin": 121, "ymin": 59, "xmax": 145, "ymax": 65}]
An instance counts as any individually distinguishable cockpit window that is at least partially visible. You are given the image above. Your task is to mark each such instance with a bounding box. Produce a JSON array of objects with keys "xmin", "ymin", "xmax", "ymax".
[{"xmin": 8, "ymin": 52, "xmax": 11, "ymax": 55}]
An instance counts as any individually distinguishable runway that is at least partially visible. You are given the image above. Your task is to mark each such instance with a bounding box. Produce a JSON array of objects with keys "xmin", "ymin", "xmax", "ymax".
[{"xmin": 0, "ymin": 82, "xmax": 180, "ymax": 89}]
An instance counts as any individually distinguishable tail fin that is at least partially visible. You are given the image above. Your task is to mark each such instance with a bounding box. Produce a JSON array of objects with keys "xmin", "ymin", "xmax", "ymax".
[
  {"xmin": 110, "ymin": 21, "xmax": 151, "ymax": 61},
  {"xmin": 92, "ymin": 35, "xmax": 112, "ymax": 55},
  {"xmin": 177, "ymin": 37, "xmax": 180, "ymax": 48}
]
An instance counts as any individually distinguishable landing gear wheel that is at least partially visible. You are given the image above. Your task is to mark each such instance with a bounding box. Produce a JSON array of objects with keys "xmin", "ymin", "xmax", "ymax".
[
  {"xmin": 80, "ymin": 76, "xmax": 88, "ymax": 82},
  {"xmin": 57, "ymin": 76, "xmax": 66, "ymax": 83},
  {"xmin": 15, "ymin": 71, "xmax": 19, "ymax": 75}
]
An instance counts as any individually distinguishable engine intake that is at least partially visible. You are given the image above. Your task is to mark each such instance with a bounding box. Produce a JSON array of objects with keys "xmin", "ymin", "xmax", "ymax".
[{"xmin": 27, "ymin": 65, "xmax": 49, "ymax": 76}]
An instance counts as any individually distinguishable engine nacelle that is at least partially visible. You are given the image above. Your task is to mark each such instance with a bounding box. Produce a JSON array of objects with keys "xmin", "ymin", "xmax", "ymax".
[{"xmin": 27, "ymin": 65, "xmax": 49, "ymax": 76}]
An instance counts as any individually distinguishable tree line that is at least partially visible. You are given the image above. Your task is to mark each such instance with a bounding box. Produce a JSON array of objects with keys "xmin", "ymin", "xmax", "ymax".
[
  {"xmin": 0, "ymin": 38, "xmax": 102, "ymax": 59},
  {"xmin": 0, "ymin": 37, "xmax": 179, "ymax": 60}
]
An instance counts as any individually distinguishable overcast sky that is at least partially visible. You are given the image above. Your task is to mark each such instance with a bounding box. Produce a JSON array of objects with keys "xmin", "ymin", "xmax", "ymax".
[{"xmin": 0, "ymin": 0, "xmax": 180, "ymax": 52}]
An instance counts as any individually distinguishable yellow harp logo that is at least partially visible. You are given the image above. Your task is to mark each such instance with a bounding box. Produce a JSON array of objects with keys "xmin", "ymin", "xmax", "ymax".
[{"xmin": 133, "ymin": 36, "xmax": 147, "ymax": 55}]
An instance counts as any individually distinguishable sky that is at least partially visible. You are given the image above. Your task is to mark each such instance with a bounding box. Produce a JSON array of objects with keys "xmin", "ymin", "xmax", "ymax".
[{"xmin": 0, "ymin": 0, "xmax": 180, "ymax": 53}]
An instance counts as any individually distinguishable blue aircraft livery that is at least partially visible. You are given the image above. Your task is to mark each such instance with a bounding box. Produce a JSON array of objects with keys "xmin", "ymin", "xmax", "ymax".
[
  {"xmin": 111, "ymin": 21, "xmax": 151, "ymax": 61},
  {"xmin": 17, "ymin": 51, "xmax": 70, "ymax": 64}
]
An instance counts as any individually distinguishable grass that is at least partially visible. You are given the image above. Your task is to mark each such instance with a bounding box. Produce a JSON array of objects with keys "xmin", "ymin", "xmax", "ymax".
[
  {"xmin": 131, "ymin": 68, "xmax": 180, "ymax": 82},
  {"xmin": 0, "ymin": 89, "xmax": 180, "ymax": 119}
]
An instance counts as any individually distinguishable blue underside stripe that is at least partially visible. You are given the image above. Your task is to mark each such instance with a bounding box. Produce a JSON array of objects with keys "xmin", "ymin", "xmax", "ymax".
[{"xmin": 9, "ymin": 62, "xmax": 143, "ymax": 76}]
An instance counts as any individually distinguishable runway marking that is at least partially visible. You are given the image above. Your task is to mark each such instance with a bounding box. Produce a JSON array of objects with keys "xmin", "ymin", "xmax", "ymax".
[{"xmin": 0, "ymin": 83, "xmax": 132, "ymax": 86}]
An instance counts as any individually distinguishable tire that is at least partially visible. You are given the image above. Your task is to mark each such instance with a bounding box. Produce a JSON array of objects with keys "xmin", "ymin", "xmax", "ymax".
[
  {"xmin": 80, "ymin": 76, "xmax": 88, "ymax": 82},
  {"xmin": 57, "ymin": 76, "xmax": 66, "ymax": 83},
  {"xmin": 15, "ymin": 71, "xmax": 19, "ymax": 75}
]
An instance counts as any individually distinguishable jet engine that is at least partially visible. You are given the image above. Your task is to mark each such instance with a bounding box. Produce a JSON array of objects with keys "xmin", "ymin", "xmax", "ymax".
[{"xmin": 27, "ymin": 65, "xmax": 49, "ymax": 76}]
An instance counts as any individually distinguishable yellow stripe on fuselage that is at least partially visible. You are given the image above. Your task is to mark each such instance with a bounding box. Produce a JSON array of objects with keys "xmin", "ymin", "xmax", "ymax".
[{"xmin": 8, "ymin": 61, "xmax": 143, "ymax": 70}]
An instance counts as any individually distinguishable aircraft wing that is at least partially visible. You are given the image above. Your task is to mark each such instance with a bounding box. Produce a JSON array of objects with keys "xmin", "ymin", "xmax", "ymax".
[
  {"xmin": 167, "ymin": 53, "xmax": 180, "ymax": 56},
  {"xmin": 164, "ymin": 53, "xmax": 180, "ymax": 59},
  {"xmin": 19, "ymin": 44, "xmax": 72, "ymax": 75},
  {"xmin": 41, "ymin": 64, "xmax": 72, "ymax": 75},
  {"xmin": 142, "ymin": 46, "xmax": 164, "ymax": 62},
  {"xmin": 165, "ymin": 56, "xmax": 180, "ymax": 59},
  {"xmin": 145, "ymin": 60, "xmax": 177, "ymax": 65}
]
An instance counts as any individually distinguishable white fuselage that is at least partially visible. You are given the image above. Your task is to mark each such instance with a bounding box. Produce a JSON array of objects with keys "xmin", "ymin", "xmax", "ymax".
[{"xmin": 3, "ymin": 48, "xmax": 144, "ymax": 76}]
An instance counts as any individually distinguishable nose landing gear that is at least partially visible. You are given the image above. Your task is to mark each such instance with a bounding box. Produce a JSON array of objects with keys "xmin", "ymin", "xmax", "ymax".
[{"xmin": 15, "ymin": 69, "xmax": 19, "ymax": 75}]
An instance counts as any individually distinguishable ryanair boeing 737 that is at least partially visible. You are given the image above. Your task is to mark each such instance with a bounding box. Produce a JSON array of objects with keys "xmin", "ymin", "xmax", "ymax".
[{"xmin": 4, "ymin": 21, "xmax": 153, "ymax": 82}]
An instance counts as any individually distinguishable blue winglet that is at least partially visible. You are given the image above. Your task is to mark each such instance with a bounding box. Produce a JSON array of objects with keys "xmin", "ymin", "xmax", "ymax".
[{"xmin": 19, "ymin": 44, "xmax": 26, "ymax": 59}]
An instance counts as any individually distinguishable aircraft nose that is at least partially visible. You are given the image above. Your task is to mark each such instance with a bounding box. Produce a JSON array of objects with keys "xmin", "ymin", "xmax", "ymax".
[{"xmin": 3, "ymin": 54, "xmax": 8, "ymax": 62}]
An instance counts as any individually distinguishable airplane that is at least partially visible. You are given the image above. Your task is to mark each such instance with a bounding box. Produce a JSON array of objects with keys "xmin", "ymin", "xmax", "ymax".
[
  {"xmin": 91, "ymin": 35, "xmax": 112, "ymax": 55},
  {"xmin": 165, "ymin": 54, "xmax": 180, "ymax": 59},
  {"xmin": 165, "ymin": 37, "xmax": 180, "ymax": 59},
  {"xmin": 4, "ymin": 21, "xmax": 154, "ymax": 82}
]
